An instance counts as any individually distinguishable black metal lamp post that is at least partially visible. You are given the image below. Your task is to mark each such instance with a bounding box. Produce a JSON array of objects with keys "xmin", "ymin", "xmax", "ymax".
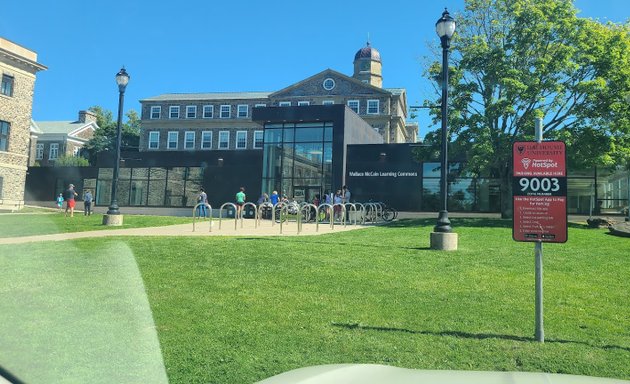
[
  {"xmin": 106, "ymin": 67, "xmax": 130, "ymax": 215},
  {"xmin": 434, "ymin": 9, "xmax": 456, "ymax": 233}
]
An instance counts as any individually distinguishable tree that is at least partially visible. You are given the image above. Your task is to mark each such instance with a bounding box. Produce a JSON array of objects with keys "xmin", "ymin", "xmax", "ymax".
[
  {"xmin": 422, "ymin": 0, "xmax": 630, "ymax": 217},
  {"xmin": 53, "ymin": 154, "xmax": 90, "ymax": 167},
  {"xmin": 83, "ymin": 106, "xmax": 140, "ymax": 164}
]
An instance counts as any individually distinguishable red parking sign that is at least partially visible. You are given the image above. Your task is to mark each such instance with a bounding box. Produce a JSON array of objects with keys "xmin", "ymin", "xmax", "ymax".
[{"xmin": 513, "ymin": 141, "xmax": 567, "ymax": 243}]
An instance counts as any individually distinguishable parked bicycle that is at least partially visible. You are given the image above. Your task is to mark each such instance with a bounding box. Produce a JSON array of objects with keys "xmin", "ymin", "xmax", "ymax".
[{"xmin": 364, "ymin": 201, "xmax": 397, "ymax": 222}]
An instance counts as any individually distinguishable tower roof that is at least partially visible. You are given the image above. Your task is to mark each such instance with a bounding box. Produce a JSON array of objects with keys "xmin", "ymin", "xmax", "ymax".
[{"xmin": 354, "ymin": 42, "xmax": 381, "ymax": 62}]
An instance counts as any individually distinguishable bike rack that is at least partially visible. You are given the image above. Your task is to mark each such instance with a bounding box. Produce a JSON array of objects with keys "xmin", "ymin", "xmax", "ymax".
[
  {"xmin": 278, "ymin": 204, "xmax": 289, "ymax": 234},
  {"xmin": 300, "ymin": 203, "xmax": 318, "ymax": 233},
  {"xmin": 317, "ymin": 203, "xmax": 334, "ymax": 229},
  {"xmin": 343, "ymin": 203, "xmax": 357, "ymax": 226},
  {"xmin": 331, "ymin": 203, "xmax": 347, "ymax": 228},
  {"xmin": 353, "ymin": 203, "xmax": 366, "ymax": 224},
  {"xmin": 218, "ymin": 202, "xmax": 238, "ymax": 230},
  {"xmin": 192, "ymin": 203, "xmax": 213, "ymax": 232},
  {"xmin": 364, "ymin": 202, "xmax": 378, "ymax": 223},
  {"xmin": 241, "ymin": 202, "xmax": 258, "ymax": 228},
  {"xmin": 257, "ymin": 202, "xmax": 273, "ymax": 226}
]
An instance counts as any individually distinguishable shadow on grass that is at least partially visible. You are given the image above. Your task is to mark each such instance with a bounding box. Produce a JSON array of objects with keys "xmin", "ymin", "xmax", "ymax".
[
  {"xmin": 234, "ymin": 237, "xmax": 435, "ymax": 251},
  {"xmin": 384, "ymin": 218, "xmax": 512, "ymax": 229},
  {"xmin": 332, "ymin": 322, "xmax": 630, "ymax": 353}
]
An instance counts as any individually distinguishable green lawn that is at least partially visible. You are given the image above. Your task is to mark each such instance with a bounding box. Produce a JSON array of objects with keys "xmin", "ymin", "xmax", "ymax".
[
  {"xmin": 0, "ymin": 218, "xmax": 628, "ymax": 384},
  {"xmin": 0, "ymin": 212, "xmax": 192, "ymax": 238}
]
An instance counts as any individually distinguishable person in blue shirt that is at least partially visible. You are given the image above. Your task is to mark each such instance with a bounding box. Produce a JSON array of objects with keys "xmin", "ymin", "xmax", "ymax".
[
  {"xmin": 270, "ymin": 191, "xmax": 279, "ymax": 206},
  {"xmin": 56, "ymin": 193, "xmax": 64, "ymax": 211},
  {"xmin": 83, "ymin": 189, "xmax": 93, "ymax": 216}
]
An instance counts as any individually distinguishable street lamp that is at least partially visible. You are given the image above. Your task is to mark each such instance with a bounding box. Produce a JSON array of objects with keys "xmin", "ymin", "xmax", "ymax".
[
  {"xmin": 430, "ymin": 8, "xmax": 458, "ymax": 250},
  {"xmin": 104, "ymin": 67, "xmax": 129, "ymax": 223},
  {"xmin": 434, "ymin": 8, "xmax": 455, "ymax": 233}
]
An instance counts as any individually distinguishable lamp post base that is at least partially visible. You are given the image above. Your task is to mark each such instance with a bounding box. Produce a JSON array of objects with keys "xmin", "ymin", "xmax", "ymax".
[
  {"xmin": 102, "ymin": 214, "xmax": 124, "ymax": 226},
  {"xmin": 430, "ymin": 231, "xmax": 458, "ymax": 251}
]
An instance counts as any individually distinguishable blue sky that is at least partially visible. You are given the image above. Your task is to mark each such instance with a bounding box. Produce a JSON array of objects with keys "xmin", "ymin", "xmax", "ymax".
[{"xmin": 2, "ymin": 0, "xmax": 628, "ymax": 137}]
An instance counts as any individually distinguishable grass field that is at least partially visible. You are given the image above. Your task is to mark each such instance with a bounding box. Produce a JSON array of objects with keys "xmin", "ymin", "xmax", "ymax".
[
  {"xmin": 0, "ymin": 211, "xmax": 192, "ymax": 238},
  {"xmin": 0, "ymin": 218, "xmax": 628, "ymax": 383}
]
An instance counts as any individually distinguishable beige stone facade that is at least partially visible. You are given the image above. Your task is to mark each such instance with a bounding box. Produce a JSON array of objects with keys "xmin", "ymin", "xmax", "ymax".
[{"xmin": 0, "ymin": 37, "xmax": 46, "ymax": 210}]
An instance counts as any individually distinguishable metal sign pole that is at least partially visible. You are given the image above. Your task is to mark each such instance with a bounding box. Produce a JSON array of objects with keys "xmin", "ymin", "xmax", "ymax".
[{"xmin": 534, "ymin": 117, "xmax": 545, "ymax": 343}]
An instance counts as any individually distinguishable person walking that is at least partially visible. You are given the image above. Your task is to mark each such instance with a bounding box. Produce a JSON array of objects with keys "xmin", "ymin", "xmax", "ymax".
[
  {"xmin": 197, "ymin": 187, "xmax": 208, "ymax": 218},
  {"xmin": 235, "ymin": 187, "xmax": 246, "ymax": 218},
  {"xmin": 63, "ymin": 184, "xmax": 78, "ymax": 217},
  {"xmin": 56, "ymin": 193, "xmax": 64, "ymax": 211},
  {"xmin": 83, "ymin": 189, "xmax": 93, "ymax": 216}
]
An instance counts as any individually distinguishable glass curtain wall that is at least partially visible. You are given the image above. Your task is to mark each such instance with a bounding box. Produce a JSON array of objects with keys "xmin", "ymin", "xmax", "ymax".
[
  {"xmin": 421, "ymin": 162, "xmax": 500, "ymax": 212},
  {"xmin": 262, "ymin": 122, "xmax": 333, "ymax": 203},
  {"xmin": 97, "ymin": 166, "xmax": 204, "ymax": 207}
]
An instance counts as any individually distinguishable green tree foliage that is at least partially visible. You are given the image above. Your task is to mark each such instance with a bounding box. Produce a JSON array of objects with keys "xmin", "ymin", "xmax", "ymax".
[
  {"xmin": 422, "ymin": 0, "xmax": 630, "ymax": 217},
  {"xmin": 83, "ymin": 106, "xmax": 140, "ymax": 164},
  {"xmin": 53, "ymin": 154, "xmax": 90, "ymax": 167}
]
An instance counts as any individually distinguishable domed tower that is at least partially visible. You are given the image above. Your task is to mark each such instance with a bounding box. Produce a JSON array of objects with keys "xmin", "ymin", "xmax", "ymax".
[{"xmin": 353, "ymin": 41, "xmax": 382, "ymax": 88}]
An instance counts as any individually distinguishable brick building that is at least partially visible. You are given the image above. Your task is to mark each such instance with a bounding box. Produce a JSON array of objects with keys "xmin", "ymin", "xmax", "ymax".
[
  {"xmin": 0, "ymin": 37, "xmax": 46, "ymax": 210},
  {"xmin": 30, "ymin": 110, "xmax": 98, "ymax": 166},
  {"xmin": 139, "ymin": 43, "xmax": 417, "ymax": 153}
]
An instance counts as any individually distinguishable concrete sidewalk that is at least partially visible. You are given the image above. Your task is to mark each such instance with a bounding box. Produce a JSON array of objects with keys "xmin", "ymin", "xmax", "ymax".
[{"xmin": 0, "ymin": 218, "xmax": 369, "ymax": 245}]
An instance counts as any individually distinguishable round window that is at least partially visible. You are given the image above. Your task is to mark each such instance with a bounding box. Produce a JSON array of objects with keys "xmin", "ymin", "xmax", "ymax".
[{"xmin": 323, "ymin": 78, "xmax": 335, "ymax": 91}]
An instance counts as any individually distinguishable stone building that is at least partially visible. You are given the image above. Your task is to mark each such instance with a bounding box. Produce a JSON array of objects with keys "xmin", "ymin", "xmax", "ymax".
[
  {"xmin": 0, "ymin": 37, "xmax": 46, "ymax": 210},
  {"xmin": 139, "ymin": 43, "xmax": 417, "ymax": 152},
  {"xmin": 30, "ymin": 110, "xmax": 98, "ymax": 166}
]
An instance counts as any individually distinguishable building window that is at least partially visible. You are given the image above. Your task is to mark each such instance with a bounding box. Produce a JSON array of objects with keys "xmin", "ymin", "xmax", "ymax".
[
  {"xmin": 298, "ymin": 101, "xmax": 310, "ymax": 106},
  {"xmin": 184, "ymin": 131, "xmax": 195, "ymax": 149},
  {"xmin": 236, "ymin": 131, "xmax": 247, "ymax": 149},
  {"xmin": 73, "ymin": 147, "xmax": 80, "ymax": 157},
  {"xmin": 167, "ymin": 131, "xmax": 178, "ymax": 149},
  {"xmin": 201, "ymin": 131, "xmax": 212, "ymax": 149},
  {"xmin": 367, "ymin": 99, "xmax": 379, "ymax": 114},
  {"xmin": 1, "ymin": 75, "xmax": 14, "ymax": 97},
  {"xmin": 36, "ymin": 143, "xmax": 44, "ymax": 159},
  {"xmin": 49, "ymin": 143, "xmax": 59, "ymax": 160},
  {"xmin": 148, "ymin": 131, "xmax": 160, "ymax": 149},
  {"xmin": 169, "ymin": 106, "xmax": 180, "ymax": 119},
  {"xmin": 0, "ymin": 121, "xmax": 9, "ymax": 151},
  {"xmin": 237, "ymin": 104, "xmax": 248, "ymax": 118},
  {"xmin": 253, "ymin": 130, "xmax": 264, "ymax": 149},
  {"xmin": 218, "ymin": 131, "xmax": 230, "ymax": 149},
  {"xmin": 279, "ymin": 101, "xmax": 291, "ymax": 107},
  {"xmin": 347, "ymin": 100, "xmax": 359, "ymax": 114},
  {"xmin": 322, "ymin": 78, "xmax": 335, "ymax": 91},
  {"xmin": 150, "ymin": 106, "xmax": 161, "ymax": 119},
  {"xmin": 322, "ymin": 100, "xmax": 334, "ymax": 105},
  {"xmin": 255, "ymin": 103, "xmax": 267, "ymax": 108},
  {"xmin": 186, "ymin": 105, "xmax": 197, "ymax": 119},
  {"xmin": 220, "ymin": 105, "xmax": 231, "ymax": 118},
  {"xmin": 203, "ymin": 105, "xmax": 213, "ymax": 118}
]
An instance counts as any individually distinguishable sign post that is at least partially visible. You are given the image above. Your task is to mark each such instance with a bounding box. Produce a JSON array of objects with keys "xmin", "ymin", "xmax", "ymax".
[{"xmin": 513, "ymin": 125, "xmax": 567, "ymax": 343}]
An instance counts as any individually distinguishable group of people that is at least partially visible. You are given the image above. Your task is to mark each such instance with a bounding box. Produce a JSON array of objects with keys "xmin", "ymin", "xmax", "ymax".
[
  {"xmin": 195, "ymin": 186, "xmax": 247, "ymax": 218},
  {"xmin": 320, "ymin": 186, "xmax": 351, "ymax": 221},
  {"xmin": 195, "ymin": 185, "xmax": 352, "ymax": 220},
  {"xmin": 56, "ymin": 184, "xmax": 93, "ymax": 217}
]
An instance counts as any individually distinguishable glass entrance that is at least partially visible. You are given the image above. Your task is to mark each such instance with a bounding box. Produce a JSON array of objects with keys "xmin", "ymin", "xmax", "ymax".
[{"xmin": 262, "ymin": 122, "xmax": 333, "ymax": 200}]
